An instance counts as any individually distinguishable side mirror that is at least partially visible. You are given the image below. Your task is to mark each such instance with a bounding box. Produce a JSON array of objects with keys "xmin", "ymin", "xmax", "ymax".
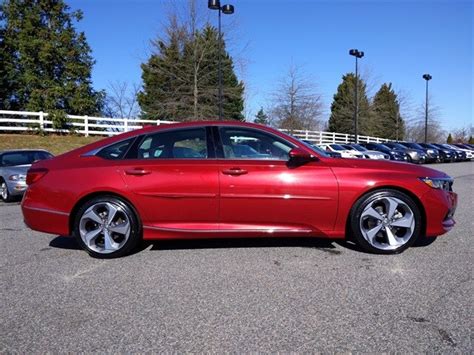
[{"xmin": 288, "ymin": 148, "xmax": 316, "ymax": 163}]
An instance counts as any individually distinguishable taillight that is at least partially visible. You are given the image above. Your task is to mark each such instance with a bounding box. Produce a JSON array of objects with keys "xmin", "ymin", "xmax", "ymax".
[{"xmin": 26, "ymin": 168, "xmax": 48, "ymax": 185}]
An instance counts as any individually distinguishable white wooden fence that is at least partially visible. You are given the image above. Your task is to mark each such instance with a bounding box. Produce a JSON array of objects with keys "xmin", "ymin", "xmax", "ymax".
[{"xmin": 0, "ymin": 109, "xmax": 390, "ymax": 145}]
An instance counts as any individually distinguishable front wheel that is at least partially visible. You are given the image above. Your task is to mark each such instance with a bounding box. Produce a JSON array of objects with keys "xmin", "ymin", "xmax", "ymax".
[
  {"xmin": 0, "ymin": 179, "xmax": 13, "ymax": 202},
  {"xmin": 73, "ymin": 196, "xmax": 141, "ymax": 258},
  {"xmin": 350, "ymin": 189, "xmax": 422, "ymax": 254}
]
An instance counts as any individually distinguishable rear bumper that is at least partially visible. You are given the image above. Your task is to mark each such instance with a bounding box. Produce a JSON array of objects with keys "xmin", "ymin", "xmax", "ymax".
[
  {"xmin": 421, "ymin": 189, "xmax": 457, "ymax": 237},
  {"xmin": 21, "ymin": 192, "xmax": 70, "ymax": 236}
]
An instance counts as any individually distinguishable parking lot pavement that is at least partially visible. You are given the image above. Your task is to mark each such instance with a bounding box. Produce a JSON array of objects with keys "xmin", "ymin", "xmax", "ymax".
[{"xmin": 0, "ymin": 162, "xmax": 472, "ymax": 352}]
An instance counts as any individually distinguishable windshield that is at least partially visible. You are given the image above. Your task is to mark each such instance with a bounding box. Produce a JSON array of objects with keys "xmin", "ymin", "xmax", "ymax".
[
  {"xmin": 371, "ymin": 144, "xmax": 390, "ymax": 152},
  {"xmin": 407, "ymin": 142, "xmax": 424, "ymax": 150},
  {"xmin": 387, "ymin": 143, "xmax": 407, "ymax": 150},
  {"xmin": 0, "ymin": 151, "xmax": 53, "ymax": 167},
  {"xmin": 330, "ymin": 144, "xmax": 346, "ymax": 151},
  {"xmin": 351, "ymin": 144, "xmax": 367, "ymax": 152}
]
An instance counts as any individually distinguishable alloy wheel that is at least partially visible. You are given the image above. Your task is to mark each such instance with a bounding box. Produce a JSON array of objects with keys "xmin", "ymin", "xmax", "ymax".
[
  {"xmin": 0, "ymin": 182, "xmax": 8, "ymax": 201},
  {"xmin": 359, "ymin": 196, "xmax": 415, "ymax": 251},
  {"xmin": 79, "ymin": 201, "xmax": 131, "ymax": 254}
]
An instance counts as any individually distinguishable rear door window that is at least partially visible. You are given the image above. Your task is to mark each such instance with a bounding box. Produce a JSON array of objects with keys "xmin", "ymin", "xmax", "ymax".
[{"xmin": 136, "ymin": 128, "xmax": 208, "ymax": 159}]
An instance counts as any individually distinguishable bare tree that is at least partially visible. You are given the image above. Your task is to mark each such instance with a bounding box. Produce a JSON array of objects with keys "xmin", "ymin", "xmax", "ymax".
[
  {"xmin": 269, "ymin": 64, "xmax": 323, "ymax": 131},
  {"xmin": 404, "ymin": 96, "xmax": 445, "ymax": 143},
  {"xmin": 104, "ymin": 81, "xmax": 141, "ymax": 119},
  {"xmin": 451, "ymin": 126, "xmax": 473, "ymax": 143}
]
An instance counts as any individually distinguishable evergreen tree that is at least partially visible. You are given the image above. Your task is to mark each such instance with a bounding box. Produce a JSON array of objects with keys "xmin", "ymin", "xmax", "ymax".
[
  {"xmin": 138, "ymin": 20, "xmax": 244, "ymax": 121},
  {"xmin": 446, "ymin": 133, "xmax": 453, "ymax": 143},
  {"xmin": 0, "ymin": 0, "xmax": 103, "ymax": 120},
  {"xmin": 371, "ymin": 83, "xmax": 405, "ymax": 140},
  {"xmin": 328, "ymin": 73, "xmax": 371, "ymax": 135},
  {"xmin": 469, "ymin": 136, "xmax": 474, "ymax": 144},
  {"xmin": 254, "ymin": 107, "xmax": 268, "ymax": 125}
]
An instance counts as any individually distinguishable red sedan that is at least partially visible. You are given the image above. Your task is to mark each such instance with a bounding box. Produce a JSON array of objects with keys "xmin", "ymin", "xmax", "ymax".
[{"xmin": 21, "ymin": 122, "xmax": 457, "ymax": 258}]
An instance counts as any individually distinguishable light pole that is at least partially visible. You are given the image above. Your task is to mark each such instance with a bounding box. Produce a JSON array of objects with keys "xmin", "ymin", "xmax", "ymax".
[
  {"xmin": 422, "ymin": 74, "xmax": 432, "ymax": 143},
  {"xmin": 349, "ymin": 49, "xmax": 364, "ymax": 143},
  {"xmin": 208, "ymin": 0, "xmax": 234, "ymax": 120}
]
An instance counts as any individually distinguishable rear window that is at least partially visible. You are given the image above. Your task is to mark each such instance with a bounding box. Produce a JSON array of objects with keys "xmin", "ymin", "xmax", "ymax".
[
  {"xmin": 0, "ymin": 151, "xmax": 53, "ymax": 167},
  {"xmin": 96, "ymin": 138, "xmax": 134, "ymax": 160}
]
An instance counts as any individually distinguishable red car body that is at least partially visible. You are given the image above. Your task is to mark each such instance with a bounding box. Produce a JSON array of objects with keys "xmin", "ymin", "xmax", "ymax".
[{"xmin": 21, "ymin": 121, "xmax": 457, "ymax": 244}]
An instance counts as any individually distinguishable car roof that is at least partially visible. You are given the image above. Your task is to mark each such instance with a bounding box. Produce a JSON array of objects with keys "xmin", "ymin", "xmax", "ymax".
[{"xmin": 0, "ymin": 149, "xmax": 52, "ymax": 154}]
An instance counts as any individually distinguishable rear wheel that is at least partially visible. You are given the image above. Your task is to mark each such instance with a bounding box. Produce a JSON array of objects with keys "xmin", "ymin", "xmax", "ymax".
[
  {"xmin": 73, "ymin": 196, "xmax": 141, "ymax": 258},
  {"xmin": 350, "ymin": 189, "xmax": 422, "ymax": 254},
  {"xmin": 0, "ymin": 179, "xmax": 13, "ymax": 202}
]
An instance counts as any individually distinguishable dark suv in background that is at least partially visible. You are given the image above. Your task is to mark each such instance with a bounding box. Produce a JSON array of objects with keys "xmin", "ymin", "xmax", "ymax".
[
  {"xmin": 383, "ymin": 142, "xmax": 427, "ymax": 164},
  {"xmin": 418, "ymin": 143, "xmax": 454, "ymax": 163},
  {"xmin": 398, "ymin": 142, "xmax": 440, "ymax": 163},
  {"xmin": 431, "ymin": 144, "xmax": 467, "ymax": 162}
]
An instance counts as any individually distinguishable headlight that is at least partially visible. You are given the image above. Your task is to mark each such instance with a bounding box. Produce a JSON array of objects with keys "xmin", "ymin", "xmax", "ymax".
[
  {"xmin": 427, "ymin": 149, "xmax": 434, "ymax": 154},
  {"xmin": 420, "ymin": 177, "xmax": 453, "ymax": 191},
  {"xmin": 8, "ymin": 174, "xmax": 26, "ymax": 181}
]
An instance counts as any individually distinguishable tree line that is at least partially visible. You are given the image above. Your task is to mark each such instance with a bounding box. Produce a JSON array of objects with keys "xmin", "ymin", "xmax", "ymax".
[{"xmin": 0, "ymin": 0, "xmax": 469, "ymax": 142}]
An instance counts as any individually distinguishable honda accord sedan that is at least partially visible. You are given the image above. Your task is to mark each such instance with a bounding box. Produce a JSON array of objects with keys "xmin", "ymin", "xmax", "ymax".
[{"xmin": 22, "ymin": 122, "xmax": 457, "ymax": 258}]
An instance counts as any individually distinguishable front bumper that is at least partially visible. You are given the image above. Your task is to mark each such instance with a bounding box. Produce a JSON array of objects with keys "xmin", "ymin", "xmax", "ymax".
[
  {"xmin": 421, "ymin": 188, "xmax": 457, "ymax": 237},
  {"xmin": 6, "ymin": 180, "xmax": 27, "ymax": 196}
]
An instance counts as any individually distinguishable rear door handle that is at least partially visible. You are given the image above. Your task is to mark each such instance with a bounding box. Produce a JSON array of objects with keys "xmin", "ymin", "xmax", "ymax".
[
  {"xmin": 125, "ymin": 168, "xmax": 151, "ymax": 176},
  {"xmin": 222, "ymin": 168, "xmax": 248, "ymax": 176}
]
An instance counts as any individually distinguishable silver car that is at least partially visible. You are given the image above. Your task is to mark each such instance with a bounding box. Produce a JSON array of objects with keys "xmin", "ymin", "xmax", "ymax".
[{"xmin": 0, "ymin": 149, "xmax": 54, "ymax": 202}]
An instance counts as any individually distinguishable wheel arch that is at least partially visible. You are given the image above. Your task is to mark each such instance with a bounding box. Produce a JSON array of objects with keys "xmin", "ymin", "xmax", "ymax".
[
  {"xmin": 69, "ymin": 191, "xmax": 142, "ymax": 235},
  {"xmin": 345, "ymin": 185, "xmax": 427, "ymax": 239}
]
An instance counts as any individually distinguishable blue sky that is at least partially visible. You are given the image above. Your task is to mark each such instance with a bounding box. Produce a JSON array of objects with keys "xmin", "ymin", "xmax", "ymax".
[{"xmin": 70, "ymin": 0, "xmax": 472, "ymax": 131}]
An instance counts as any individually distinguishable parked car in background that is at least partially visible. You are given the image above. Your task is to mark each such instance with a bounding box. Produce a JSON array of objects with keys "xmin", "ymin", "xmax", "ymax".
[
  {"xmin": 361, "ymin": 143, "xmax": 410, "ymax": 162},
  {"xmin": 453, "ymin": 143, "xmax": 474, "ymax": 151},
  {"xmin": 383, "ymin": 142, "xmax": 427, "ymax": 164},
  {"xmin": 418, "ymin": 143, "xmax": 454, "ymax": 163},
  {"xmin": 398, "ymin": 142, "xmax": 440, "ymax": 163},
  {"xmin": 21, "ymin": 121, "xmax": 457, "ymax": 258},
  {"xmin": 320, "ymin": 144, "xmax": 363, "ymax": 158},
  {"xmin": 302, "ymin": 140, "xmax": 342, "ymax": 158},
  {"xmin": 431, "ymin": 144, "xmax": 467, "ymax": 162},
  {"xmin": 341, "ymin": 144, "xmax": 390, "ymax": 160},
  {"xmin": 444, "ymin": 144, "xmax": 473, "ymax": 160},
  {"xmin": 0, "ymin": 149, "xmax": 54, "ymax": 202}
]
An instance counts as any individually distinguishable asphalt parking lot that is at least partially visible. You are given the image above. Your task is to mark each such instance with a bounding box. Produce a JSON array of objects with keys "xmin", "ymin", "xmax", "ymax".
[{"xmin": 0, "ymin": 162, "xmax": 472, "ymax": 352}]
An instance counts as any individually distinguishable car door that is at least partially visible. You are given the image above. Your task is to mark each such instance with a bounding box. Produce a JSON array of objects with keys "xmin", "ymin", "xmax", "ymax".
[
  {"xmin": 119, "ymin": 126, "xmax": 220, "ymax": 231},
  {"xmin": 215, "ymin": 126, "xmax": 338, "ymax": 234}
]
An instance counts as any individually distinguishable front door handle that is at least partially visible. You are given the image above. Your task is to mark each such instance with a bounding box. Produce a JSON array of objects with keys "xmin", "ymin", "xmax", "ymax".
[
  {"xmin": 222, "ymin": 168, "xmax": 248, "ymax": 176},
  {"xmin": 125, "ymin": 168, "xmax": 151, "ymax": 176}
]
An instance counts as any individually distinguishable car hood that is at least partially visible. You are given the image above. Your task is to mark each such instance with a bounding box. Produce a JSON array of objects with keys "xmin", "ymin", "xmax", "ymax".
[{"xmin": 339, "ymin": 158, "xmax": 449, "ymax": 178}]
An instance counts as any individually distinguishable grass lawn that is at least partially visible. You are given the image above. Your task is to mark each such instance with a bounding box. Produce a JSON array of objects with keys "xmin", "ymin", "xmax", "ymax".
[{"xmin": 0, "ymin": 134, "xmax": 104, "ymax": 155}]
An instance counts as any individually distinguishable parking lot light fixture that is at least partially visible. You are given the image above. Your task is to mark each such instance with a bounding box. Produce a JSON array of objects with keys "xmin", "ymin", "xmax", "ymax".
[
  {"xmin": 349, "ymin": 49, "xmax": 364, "ymax": 143},
  {"xmin": 422, "ymin": 74, "xmax": 432, "ymax": 143},
  {"xmin": 208, "ymin": 0, "xmax": 235, "ymax": 120}
]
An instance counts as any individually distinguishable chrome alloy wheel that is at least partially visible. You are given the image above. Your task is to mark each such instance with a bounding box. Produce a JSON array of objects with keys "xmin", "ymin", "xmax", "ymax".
[
  {"xmin": 79, "ymin": 201, "xmax": 131, "ymax": 254},
  {"xmin": 0, "ymin": 182, "xmax": 8, "ymax": 201},
  {"xmin": 359, "ymin": 196, "xmax": 415, "ymax": 251}
]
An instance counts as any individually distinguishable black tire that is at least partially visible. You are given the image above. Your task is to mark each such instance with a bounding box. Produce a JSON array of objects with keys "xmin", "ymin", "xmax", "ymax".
[
  {"xmin": 73, "ymin": 195, "xmax": 141, "ymax": 258},
  {"xmin": 349, "ymin": 189, "xmax": 422, "ymax": 254},
  {"xmin": 0, "ymin": 178, "xmax": 13, "ymax": 202}
]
